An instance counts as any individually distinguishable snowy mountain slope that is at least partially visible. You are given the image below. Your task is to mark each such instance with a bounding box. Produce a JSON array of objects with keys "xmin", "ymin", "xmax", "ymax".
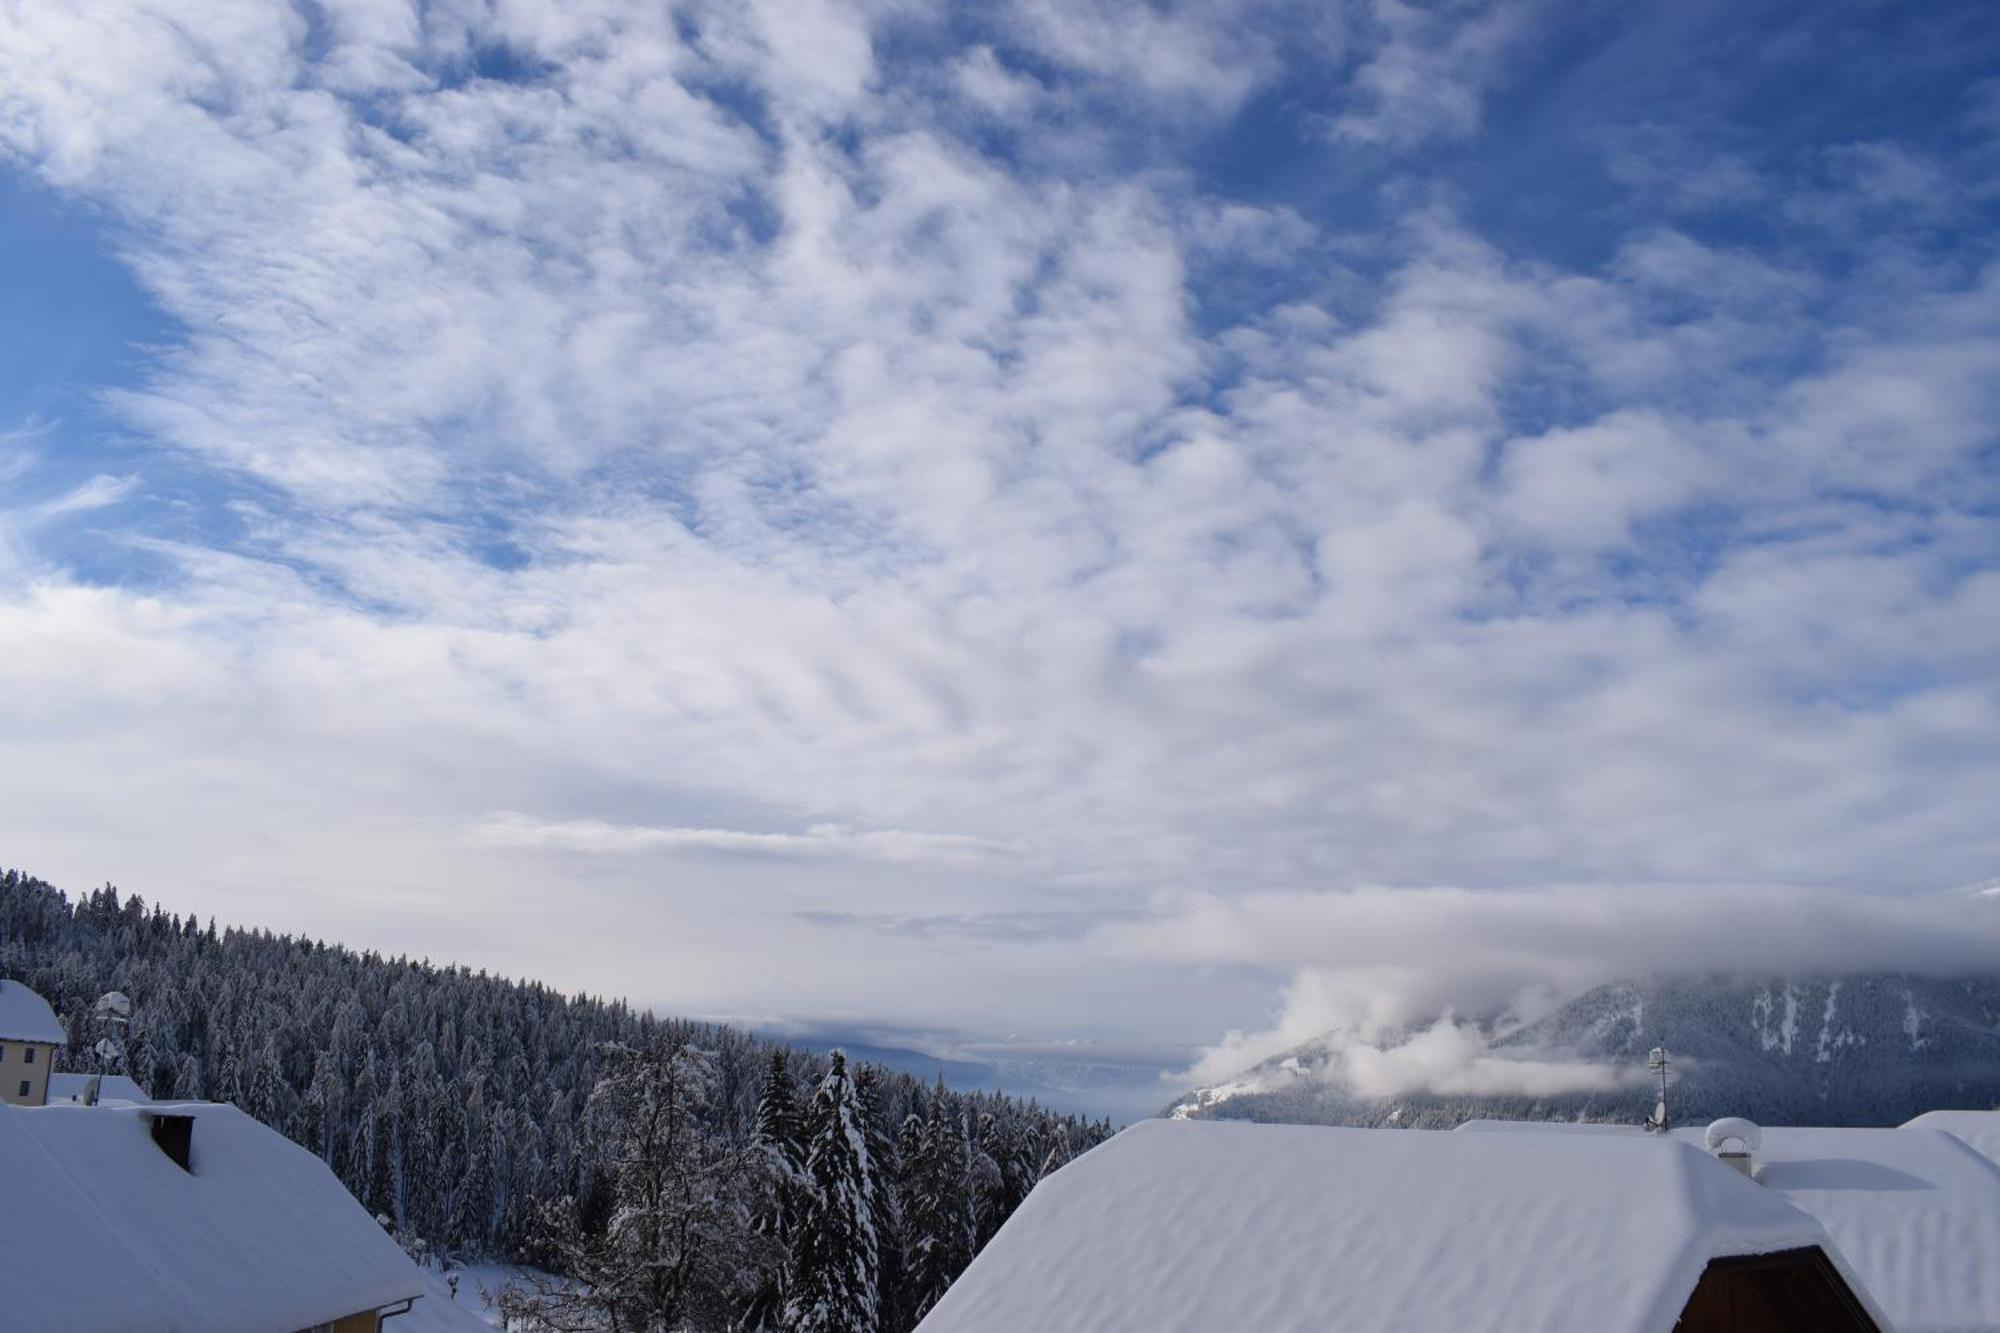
[{"xmin": 1169, "ymin": 974, "xmax": 2000, "ymax": 1128}]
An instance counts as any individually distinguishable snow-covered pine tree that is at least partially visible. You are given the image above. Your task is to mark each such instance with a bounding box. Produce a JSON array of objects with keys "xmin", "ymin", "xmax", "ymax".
[
  {"xmin": 899, "ymin": 1089, "xmax": 974, "ymax": 1323},
  {"xmin": 784, "ymin": 1051, "xmax": 879, "ymax": 1333},
  {"xmin": 855, "ymin": 1064, "xmax": 907, "ymax": 1332},
  {"xmin": 0, "ymin": 868, "xmax": 1111, "ymax": 1292},
  {"xmin": 744, "ymin": 1049, "xmax": 808, "ymax": 1330}
]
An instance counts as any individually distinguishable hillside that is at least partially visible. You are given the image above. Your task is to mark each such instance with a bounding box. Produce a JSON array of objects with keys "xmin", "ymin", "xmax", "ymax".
[
  {"xmin": 1170, "ymin": 974, "xmax": 2000, "ymax": 1129},
  {"xmin": 0, "ymin": 868, "xmax": 1107, "ymax": 1330}
]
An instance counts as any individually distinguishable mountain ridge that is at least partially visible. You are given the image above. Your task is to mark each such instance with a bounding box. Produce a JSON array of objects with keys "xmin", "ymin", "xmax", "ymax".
[{"xmin": 1169, "ymin": 973, "xmax": 2000, "ymax": 1129}]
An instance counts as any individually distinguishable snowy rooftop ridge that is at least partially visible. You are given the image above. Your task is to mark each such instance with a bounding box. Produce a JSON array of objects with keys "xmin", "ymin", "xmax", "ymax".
[
  {"xmin": 0, "ymin": 1099, "xmax": 425, "ymax": 1333},
  {"xmin": 916, "ymin": 1117, "xmax": 1880, "ymax": 1333},
  {"xmin": 45, "ymin": 1072, "xmax": 152, "ymax": 1106},
  {"xmin": 0, "ymin": 979, "xmax": 66, "ymax": 1044},
  {"xmin": 1461, "ymin": 1116, "xmax": 2000, "ymax": 1333},
  {"xmin": 1903, "ymin": 1108, "xmax": 2000, "ymax": 1169}
]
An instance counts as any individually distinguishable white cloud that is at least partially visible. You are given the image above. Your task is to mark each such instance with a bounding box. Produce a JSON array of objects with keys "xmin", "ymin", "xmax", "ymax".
[
  {"xmin": 1341, "ymin": 1017, "xmax": 1644, "ymax": 1099},
  {"xmin": 472, "ymin": 813, "xmax": 1016, "ymax": 864},
  {"xmin": 1125, "ymin": 885, "xmax": 2000, "ymax": 1085},
  {"xmin": 0, "ymin": 0, "xmax": 1994, "ymax": 1066},
  {"xmin": 1329, "ymin": 0, "xmax": 1526, "ymax": 146}
]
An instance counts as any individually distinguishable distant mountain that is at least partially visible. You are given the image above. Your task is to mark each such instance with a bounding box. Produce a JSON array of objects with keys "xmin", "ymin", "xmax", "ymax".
[
  {"xmin": 777, "ymin": 1034, "xmax": 1181, "ymax": 1123},
  {"xmin": 1169, "ymin": 974, "xmax": 2000, "ymax": 1129}
]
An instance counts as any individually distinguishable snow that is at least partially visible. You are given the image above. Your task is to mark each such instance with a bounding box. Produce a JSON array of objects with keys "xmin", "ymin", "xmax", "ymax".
[
  {"xmin": 0, "ymin": 979, "xmax": 67, "ymax": 1044},
  {"xmin": 1904, "ymin": 1109, "xmax": 2000, "ymax": 1168},
  {"xmin": 915, "ymin": 1117, "xmax": 1866, "ymax": 1333},
  {"xmin": 1752, "ymin": 982, "xmax": 1800, "ymax": 1055},
  {"xmin": 45, "ymin": 1072, "xmax": 152, "ymax": 1105},
  {"xmin": 1817, "ymin": 980, "xmax": 1858, "ymax": 1063},
  {"xmin": 1463, "ymin": 1117, "xmax": 2000, "ymax": 1333},
  {"xmin": 1745, "ymin": 1126, "xmax": 2000, "ymax": 1333},
  {"xmin": 0, "ymin": 1099, "xmax": 427, "ymax": 1333},
  {"xmin": 1901, "ymin": 985, "xmax": 1929, "ymax": 1051},
  {"xmin": 396, "ymin": 1266, "xmax": 508, "ymax": 1332}
]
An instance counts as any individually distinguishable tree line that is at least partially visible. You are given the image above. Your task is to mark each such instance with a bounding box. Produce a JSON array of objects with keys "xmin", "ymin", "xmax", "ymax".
[{"xmin": 0, "ymin": 870, "xmax": 1110, "ymax": 1330}]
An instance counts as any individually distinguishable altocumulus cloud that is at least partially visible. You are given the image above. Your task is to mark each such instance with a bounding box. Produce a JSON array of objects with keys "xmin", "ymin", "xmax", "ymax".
[
  {"xmin": 473, "ymin": 813, "xmax": 1016, "ymax": 865},
  {"xmin": 0, "ymin": 0, "xmax": 1996, "ymax": 1083}
]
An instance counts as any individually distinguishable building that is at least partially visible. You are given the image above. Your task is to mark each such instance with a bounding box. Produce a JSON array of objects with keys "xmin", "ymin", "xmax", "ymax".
[
  {"xmin": 1903, "ymin": 1108, "xmax": 2000, "ymax": 1169},
  {"xmin": 1463, "ymin": 1116, "xmax": 2000, "ymax": 1333},
  {"xmin": 0, "ymin": 979, "xmax": 66, "ymax": 1106},
  {"xmin": 46, "ymin": 1071, "xmax": 153, "ymax": 1105},
  {"xmin": 914, "ymin": 1118, "xmax": 1886, "ymax": 1333},
  {"xmin": 0, "ymin": 1098, "xmax": 433, "ymax": 1332}
]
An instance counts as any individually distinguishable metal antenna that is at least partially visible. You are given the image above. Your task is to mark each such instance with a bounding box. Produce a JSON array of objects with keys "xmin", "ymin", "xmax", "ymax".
[
  {"xmin": 84, "ymin": 991, "xmax": 132, "ymax": 1107},
  {"xmin": 1644, "ymin": 1046, "xmax": 1670, "ymax": 1134}
]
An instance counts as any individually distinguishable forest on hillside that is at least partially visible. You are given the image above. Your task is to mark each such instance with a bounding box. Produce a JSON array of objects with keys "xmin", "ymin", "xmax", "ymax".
[{"xmin": 0, "ymin": 869, "xmax": 1110, "ymax": 1331}]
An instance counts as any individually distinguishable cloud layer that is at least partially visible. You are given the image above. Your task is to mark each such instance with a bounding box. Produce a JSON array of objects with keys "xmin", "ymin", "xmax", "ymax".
[{"xmin": 0, "ymin": 0, "xmax": 1996, "ymax": 1083}]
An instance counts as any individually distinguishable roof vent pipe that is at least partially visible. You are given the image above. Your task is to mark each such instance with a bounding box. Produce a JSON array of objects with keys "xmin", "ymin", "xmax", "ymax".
[{"xmin": 1704, "ymin": 1117, "xmax": 1761, "ymax": 1179}]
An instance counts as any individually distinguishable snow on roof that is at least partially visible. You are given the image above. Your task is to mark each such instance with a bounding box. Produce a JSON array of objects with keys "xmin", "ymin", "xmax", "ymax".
[
  {"xmin": 45, "ymin": 1073, "xmax": 153, "ymax": 1106},
  {"xmin": 1733, "ymin": 1125, "xmax": 2000, "ymax": 1333},
  {"xmin": 0, "ymin": 979, "xmax": 66, "ymax": 1044},
  {"xmin": 1903, "ymin": 1109, "xmax": 2000, "ymax": 1169},
  {"xmin": 1456, "ymin": 1117, "xmax": 1639, "ymax": 1135},
  {"xmin": 0, "ymin": 1100, "xmax": 425, "ymax": 1333},
  {"xmin": 915, "ymin": 1118, "xmax": 1862, "ymax": 1333},
  {"xmin": 1461, "ymin": 1116, "xmax": 2000, "ymax": 1333}
]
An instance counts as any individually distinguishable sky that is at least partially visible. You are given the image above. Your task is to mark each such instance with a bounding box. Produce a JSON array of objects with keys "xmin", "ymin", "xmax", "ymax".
[{"xmin": 1, "ymin": 0, "xmax": 1998, "ymax": 1114}]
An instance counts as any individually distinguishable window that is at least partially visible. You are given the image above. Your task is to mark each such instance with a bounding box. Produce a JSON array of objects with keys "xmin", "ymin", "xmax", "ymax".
[
  {"xmin": 16, "ymin": 1080, "xmax": 27, "ymax": 1098},
  {"xmin": 22, "ymin": 1046, "xmax": 33, "ymax": 1064}
]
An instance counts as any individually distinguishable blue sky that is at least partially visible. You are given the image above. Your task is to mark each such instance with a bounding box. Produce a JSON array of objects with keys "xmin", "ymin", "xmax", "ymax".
[{"xmin": 2, "ymin": 0, "xmax": 1998, "ymax": 1107}]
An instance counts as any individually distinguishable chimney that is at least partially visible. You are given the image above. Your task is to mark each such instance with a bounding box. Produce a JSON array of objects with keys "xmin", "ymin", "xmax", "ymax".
[
  {"xmin": 1703, "ymin": 1116, "xmax": 1761, "ymax": 1179},
  {"xmin": 149, "ymin": 1113, "xmax": 194, "ymax": 1172}
]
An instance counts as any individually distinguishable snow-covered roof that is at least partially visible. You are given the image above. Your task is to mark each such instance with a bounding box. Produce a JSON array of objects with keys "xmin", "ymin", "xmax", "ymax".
[
  {"xmin": 1903, "ymin": 1109, "xmax": 2000, "ymax": 1169},
  {"xmin": 0, "ymin": 1100, "xmax": 425, "ymax": 1333},
  {"xmin": 916, "ymin": 1118, "xmax": 1873, "ymax": 1333},
  {"xmin": 1456, "ymin": 1116, "xmax": 1638, "ymax": 1135},
  {"xmin": 0, "ymin": 979, "xmax": 66, "ymax": 1044},
  {"xmin": 1461, "ymin": 1116, "xmax": 2000, "ymax": 1333},
  {"xmin": 1726, "ymin": 1125, "xmax": 2000, "ymax": 1333},
  {"xmin": 45, "ymin": 1072, "xmax": 153, "ymax": 1106}
]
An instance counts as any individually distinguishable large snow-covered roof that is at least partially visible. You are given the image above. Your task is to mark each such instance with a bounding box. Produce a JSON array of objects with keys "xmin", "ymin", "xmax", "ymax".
[
  {"xmin": 0, "ymin": 1100, "xmax": 425, "ymax": 1333},
  {"xmin": 1461, "ymin": 1117, "xmax": 2000, "ymax": 1333},
  {"xmin": 1720, "ymin": 1125, "xmax": 2000, "ymax": 1333},
  {"xmin": 1903, "ymin": 1109, "xmax": 2000, "ymax": 1169},
  {"xmin": 0, "ymin": 979, "xmax": 66, "ymax": 1044},
  {"xmin": 45, "ymin": 1072, "xmax": 153, "ymax": 1106},
  {"xmin": 916, "ymin": 1118, "xmax": 1867, "ymax": 1333}
]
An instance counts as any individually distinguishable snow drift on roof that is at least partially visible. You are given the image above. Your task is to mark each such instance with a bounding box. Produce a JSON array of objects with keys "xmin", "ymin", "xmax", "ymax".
[
  {"xmin": 1903, "ymin": 1109, "xmax": 2000, "ymax": 1169},
  {"xmin": 0, "ymin": 979, "xmax": 66, "ymax": 1044},
  {"xmin": 1731, "ymin": 1125, "xmax": 2000, "ymax": 1333},
  {"xmin": 0, "ymin": 1100, "xmax": 424, "ymax": 1333},
  {"xmin": 46, "ymin": 1072, "xmax": 152, "ymax": 1106},
  {"xmin": 915, "ymin": 1118, "xmax": 1856, "ymax": 1333},
  {"xmin": 1461, "ymin": 1116, "xmax": 2000, "ymax": 1333}
]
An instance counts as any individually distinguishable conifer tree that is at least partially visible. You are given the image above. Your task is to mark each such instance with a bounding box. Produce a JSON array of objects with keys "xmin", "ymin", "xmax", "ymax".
[
  {"xmin": 745, "ymin": 1050, "xmax": 808, "ymax": 1330},
  {"xmin": 784, "ymin": 1052, "xmax": 879, "ymax": 1333},
  {"xmin": 0, "ymin": 868, "xmax": 1109, "ymax": 1299},
  {"xmin": 856, "ymin": 1065, "xmax": 906, "ymax": 1331}
]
